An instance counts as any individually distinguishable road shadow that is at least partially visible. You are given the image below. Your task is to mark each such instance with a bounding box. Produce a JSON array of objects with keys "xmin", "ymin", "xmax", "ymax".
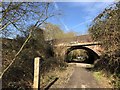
[
  {"xmin": 67, "ymin": 60, "xmax": 86, "ymax": 63},
  {"xmin": 44, "ymin": 77, "xmax": 58, "ymax": 90}
]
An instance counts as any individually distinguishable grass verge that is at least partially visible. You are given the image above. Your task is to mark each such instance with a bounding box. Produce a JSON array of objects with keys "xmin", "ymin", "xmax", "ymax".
[
  {"xmin": 93, "ymin": 71, "xmax": 113, "ymax": 88},
  {"xmin": 40, "ymin": 64, "xmax": 74, "ymax": 88}
]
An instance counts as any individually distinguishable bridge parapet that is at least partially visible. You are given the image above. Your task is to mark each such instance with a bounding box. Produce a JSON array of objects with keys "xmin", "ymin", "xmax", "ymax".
[{"xmin": 54, "ymin": 42, "xmax": 101, "ymax": 47}]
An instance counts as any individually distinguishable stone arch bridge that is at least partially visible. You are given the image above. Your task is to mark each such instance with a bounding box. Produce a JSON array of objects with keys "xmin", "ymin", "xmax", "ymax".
[{"xmin": 53, "ymin": 42, "xmax": 103, "ymax": 64}]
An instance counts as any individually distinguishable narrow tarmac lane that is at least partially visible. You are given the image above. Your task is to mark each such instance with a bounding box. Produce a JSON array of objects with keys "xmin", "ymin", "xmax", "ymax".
[{"xmin": 65, "ymin": 63, "xmax": 101, "ymax": 88}]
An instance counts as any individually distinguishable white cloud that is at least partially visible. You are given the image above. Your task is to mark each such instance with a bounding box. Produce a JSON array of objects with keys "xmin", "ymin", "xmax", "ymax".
[
  {"xmin": 53, "ymin": 2, "xmax": 70, "ymax": 31},
  {"xmin": 64, "ymin": 2, "xmax": 114, "ymax": 31},
  {"xmin": 69, "ymin": 19, "xmax": 93, "ymax": 30},
  {"xmin": 86, "ymin": 2, "xmax": 114, "ymax": 17}
]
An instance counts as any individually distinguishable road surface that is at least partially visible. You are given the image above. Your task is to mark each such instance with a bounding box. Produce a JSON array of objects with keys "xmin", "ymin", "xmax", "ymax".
[{"xmin": 64, "ymin": 63, "xmax": 101, "ymax": 88}]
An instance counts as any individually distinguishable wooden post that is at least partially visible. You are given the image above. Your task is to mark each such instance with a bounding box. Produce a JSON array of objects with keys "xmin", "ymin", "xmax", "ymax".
[{"xmin": 33, "ymin": 57, "xmax": 40, "ymax": 89}]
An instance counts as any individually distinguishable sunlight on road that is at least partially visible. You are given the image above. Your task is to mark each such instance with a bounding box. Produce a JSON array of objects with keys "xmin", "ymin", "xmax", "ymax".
[
  {"xmin": 68, "ymin": 63, "xmax": 94, "ymax": 68},
  {"xmin": 81, "ymin": 84, "xmax": 87, "ymax": 88}
]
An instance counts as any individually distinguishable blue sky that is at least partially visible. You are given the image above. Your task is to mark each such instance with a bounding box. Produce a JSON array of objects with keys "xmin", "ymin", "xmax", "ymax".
[
  {"xmin": 3, "ymin": 1, "xmax": 115, "ymax": 38},
  {"xmin": 47, "ymin": 2, "xmax": 114, "ymax": 35}
]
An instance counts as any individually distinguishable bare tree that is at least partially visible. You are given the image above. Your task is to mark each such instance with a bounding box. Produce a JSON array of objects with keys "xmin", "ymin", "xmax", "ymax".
[
  {"xmin": 0, "ymin": 2, "xmax": 58, "ymax": 79},
  {"xmin": 43, "ymin": 23, "xmax": 76, "ymax": 40},
  {"xmin": 1, "ymin": 2, "xmax": 57, "ymax": 37}
]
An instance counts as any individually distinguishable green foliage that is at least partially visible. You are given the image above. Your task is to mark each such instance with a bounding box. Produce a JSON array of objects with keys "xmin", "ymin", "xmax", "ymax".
[
  {"xmin": 2, "ymin": 26, "xmax": 64, "ymax": 88},
  {"xmin": 1, "ymin": 2, "xmax": 62, "ymax": 89},
  {"xmin": 94, "ymin": 50, "xmax": 120, "ymax": 88},
  {"xmin": 89, "ymin": 2, "xmax": 120, "ymax": 88},
  {"xmin": 67, "ymin": 49, "xmax": 88, "ymax": 61}
]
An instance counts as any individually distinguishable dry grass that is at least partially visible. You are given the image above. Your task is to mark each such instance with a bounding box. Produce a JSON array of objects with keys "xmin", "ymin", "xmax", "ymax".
[
  {"xmin": 40, "ymin": 64, "xmax": 74, "ymax": 88},
  {"xmin": 93, "ymin": 71, "xmax": 113, "ymax": 88}
]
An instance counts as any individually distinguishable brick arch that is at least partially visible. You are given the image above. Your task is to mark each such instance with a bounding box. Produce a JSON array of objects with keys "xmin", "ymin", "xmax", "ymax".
[{"xmin": 65, "ymin": 46, "xmax": 100, "ymax": 64}]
